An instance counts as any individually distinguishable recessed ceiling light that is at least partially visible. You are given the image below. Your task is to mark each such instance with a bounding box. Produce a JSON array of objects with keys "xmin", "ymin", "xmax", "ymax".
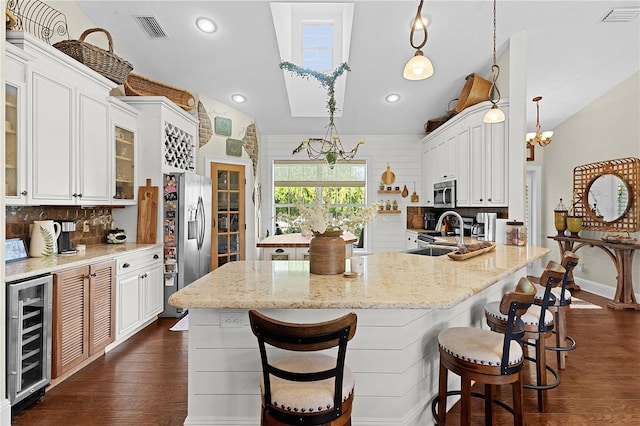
[
  {"xmin": 231, "ymin": 94, "xmax": 246, "ymax": 103},
  {"xmin": 385, "ymin": 94, "xmax": 401, "ymax": 103},
  {"xmin": 196, "ymin": 17, "xmax": 216, "ymax": 33}
]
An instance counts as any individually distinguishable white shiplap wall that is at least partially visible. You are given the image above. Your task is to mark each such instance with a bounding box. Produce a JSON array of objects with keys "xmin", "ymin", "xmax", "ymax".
[{"xmin": 259, "ymin": 134, "xmax": 422, "ymax": 253}]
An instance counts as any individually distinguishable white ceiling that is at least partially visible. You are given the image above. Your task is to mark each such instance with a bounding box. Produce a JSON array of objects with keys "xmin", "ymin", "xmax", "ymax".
[{"xmin": 74, "ymin": 0, "xmax": 640, "ymax": 136}]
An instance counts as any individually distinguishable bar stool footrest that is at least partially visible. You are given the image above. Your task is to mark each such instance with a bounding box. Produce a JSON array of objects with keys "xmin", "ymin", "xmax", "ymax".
[
  {"xmin": 430, "ymin": 390, "xmax": 515, "ymax": 426},
  {"xmin": 546, "ymin": 334, "xmax": 577, "ymax": 352},
  {"xmin": 522, "ymin": 354, "xmax": 561, "ymax": 391}
]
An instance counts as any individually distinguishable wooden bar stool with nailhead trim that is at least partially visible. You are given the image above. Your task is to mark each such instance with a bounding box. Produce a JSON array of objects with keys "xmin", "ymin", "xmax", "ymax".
[
  {"xmin": 485, "ymin": 262, "xmax": 565, "ymax": 413},
  {"xmin": 431, "ymin": 277, "xmax": 537, "ymax": 426},
  {"xmin": 528, "ymin": 251, "xmax": 579, "ymax": 369},
  {"xmin": 249, "ymin": 310, "xmax": 357, "ymax": 426}
]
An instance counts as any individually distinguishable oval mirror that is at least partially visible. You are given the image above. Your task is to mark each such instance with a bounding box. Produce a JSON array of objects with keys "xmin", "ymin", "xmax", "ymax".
[{"xmin": 585, "ymin": 174, "xmax": 632, "ymax": 223}]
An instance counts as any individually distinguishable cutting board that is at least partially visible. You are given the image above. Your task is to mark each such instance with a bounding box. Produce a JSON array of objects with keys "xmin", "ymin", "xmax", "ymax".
[{"xmin": 137, "ymin": 179, "xmax": 158, "ymax": 244}]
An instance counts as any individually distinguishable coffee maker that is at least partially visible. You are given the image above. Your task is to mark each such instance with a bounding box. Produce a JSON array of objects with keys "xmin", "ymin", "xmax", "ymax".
[{"xmin": 55, "ymin": 220, "xmax": 77, "ymax": 253}]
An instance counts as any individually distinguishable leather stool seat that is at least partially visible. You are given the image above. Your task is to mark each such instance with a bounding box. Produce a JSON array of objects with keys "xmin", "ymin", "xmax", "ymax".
[{"xmin": 534, "ymin": 285, "xmax": 571, "ymax": 304}]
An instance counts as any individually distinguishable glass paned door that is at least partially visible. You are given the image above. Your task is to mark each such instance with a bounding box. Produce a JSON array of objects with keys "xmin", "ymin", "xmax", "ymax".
[
  {"xmin": 211, "ymin": 163, "xmax": 246, "ymax": 270},
  {"xmin": 5, "ymin": 83, "xmax": 19, "ymax": 197},
  {"xmin": 114, "ymin": 126, "xmax": 135, "ymax": 200}
]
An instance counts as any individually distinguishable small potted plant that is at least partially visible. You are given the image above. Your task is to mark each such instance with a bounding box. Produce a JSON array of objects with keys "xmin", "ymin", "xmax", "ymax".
[{"xmin": 392, "ymin": 199, "xmax": 398, "ymax": 210}]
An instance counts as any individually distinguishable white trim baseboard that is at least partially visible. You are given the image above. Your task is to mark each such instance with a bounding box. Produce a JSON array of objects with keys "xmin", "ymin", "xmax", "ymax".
[
  {"xmin": 574, "ymin": 277, "xmax": 639, "ymax": 302},
  {"xmin": 1, "ymin": 398, "xmax": 12, "ymax": 426}
]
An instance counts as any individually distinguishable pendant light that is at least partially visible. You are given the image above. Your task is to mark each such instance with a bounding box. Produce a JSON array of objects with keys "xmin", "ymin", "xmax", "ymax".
[
  {"xmin": 403, "ymin": 0, "xmax": 433, "ymax": 80},
  {"xmin": 483, "ymin": 0, "xmax": 505, "ymax": 123}
]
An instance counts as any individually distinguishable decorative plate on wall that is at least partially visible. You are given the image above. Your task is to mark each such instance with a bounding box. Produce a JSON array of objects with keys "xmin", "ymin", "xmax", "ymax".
[{"xmin": 215, "ymin": 116, "xmax": 232, "ymax": 136}]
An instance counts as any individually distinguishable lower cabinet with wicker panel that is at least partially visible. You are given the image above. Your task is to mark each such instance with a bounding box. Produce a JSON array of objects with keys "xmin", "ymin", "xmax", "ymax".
[{"xmin": 51, "ymin": 260, "xmax": 115, "ymax": 379}]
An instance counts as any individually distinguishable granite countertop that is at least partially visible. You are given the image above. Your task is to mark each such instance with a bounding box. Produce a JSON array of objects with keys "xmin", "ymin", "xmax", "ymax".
[
  {"xmin": 257, "ymin": 232, "xmax": 358, "ymax": 247},
  {"xmin": 169, "ymin": 244, "xmax": 550, "ymax": 310},
  {"xmin": 5, "ymin": 243, "xmax": 162, "ymax": 282}
]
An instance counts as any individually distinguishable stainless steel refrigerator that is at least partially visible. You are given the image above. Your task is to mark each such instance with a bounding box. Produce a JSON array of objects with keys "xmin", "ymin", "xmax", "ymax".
[{"xmin": 161, "ymin": 172, "xmax": 212, "ymax": 317}]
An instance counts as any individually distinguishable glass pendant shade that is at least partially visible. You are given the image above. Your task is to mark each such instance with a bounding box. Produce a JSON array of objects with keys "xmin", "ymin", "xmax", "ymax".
[
  {"xmin": 483, "ymin": 104, "xmax": 505, "ymax": 123},
  {"xmin": 403, "ymin": 51, "xmax": 433, "ymax": 80}
]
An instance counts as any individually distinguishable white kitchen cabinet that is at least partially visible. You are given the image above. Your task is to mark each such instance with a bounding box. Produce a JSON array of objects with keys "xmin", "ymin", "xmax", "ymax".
[
  {"xmin": 438, "ymin": 130, "xmax": 458, "ymax": 182},
  {"xmin": 113, "ymin": 97, "xmax": 198, "ymax": 242},
  {"xmin": 4, "ymin": 44, "xmax": 30, "ymax": 205},
  {"xmin": 456, "ymin": 127, "xmax": 471, "ymax": 206},
  {"xmin": 6, "ymin": 31, "xmax": 116, "ymax": 206},
  {"xmin": 422, "ymin": 101, "xmax": 509, "ymax": 208},
  {"xmin": 468, "ymin": 107, "xmax": 509, "ymax": 207},
  {"xmin": 421, "ymin": 141, "xmax": 436, "ymax": 205},
  {"xmin": 113, "ymin": 247, "xmax": 163, "ymax": 342},
  {"xmin": 110, "ymin": 98, "xmax": 139, "ymax": 205}
]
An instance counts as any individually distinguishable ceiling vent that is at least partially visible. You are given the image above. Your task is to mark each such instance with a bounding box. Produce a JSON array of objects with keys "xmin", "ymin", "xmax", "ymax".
[
  {"xmin": 601, "ymin": 7, "xmax": 640, "ymax": 23},
  {"xmin": 134, "ymin": 15, "xmax": 169, "ymax": 39}
]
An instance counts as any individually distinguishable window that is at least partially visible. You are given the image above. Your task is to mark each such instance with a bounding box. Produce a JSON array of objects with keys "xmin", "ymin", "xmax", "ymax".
[
  {"xmin": 273, "ymin": 160, "xmax": 367, "ymax": 237},
  {"xmin": 302, "ymin": 23, "xmax": 333, "ymax": 72}
]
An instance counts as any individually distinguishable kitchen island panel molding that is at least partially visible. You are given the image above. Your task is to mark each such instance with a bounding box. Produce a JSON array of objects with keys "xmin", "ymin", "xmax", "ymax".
[
  {"xmin": 184, "ymin": 275, "xmax": 516, "ymax": 424},
  {"xmin": 170, "ymin": 244, "xmax": 547, "ymax": 424}
]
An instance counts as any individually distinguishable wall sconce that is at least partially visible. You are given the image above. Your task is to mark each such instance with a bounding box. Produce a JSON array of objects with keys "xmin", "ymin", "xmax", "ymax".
[
  {"xmin": 526, "ymin": 96, "xmax": 553, "ymax": 146},
  {"xmin": 403, "ymin": 0, "xmax": 433, "ymax": 80},
  {"xmin": 483, "ymin": 0, "xmax": 505, "ymax": 123}
]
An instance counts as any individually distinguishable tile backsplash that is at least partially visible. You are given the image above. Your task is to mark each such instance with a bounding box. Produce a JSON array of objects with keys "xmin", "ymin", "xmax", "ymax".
[{"xmin": 5, "ymin": 206, "xmax": 117, "ymax": 248}]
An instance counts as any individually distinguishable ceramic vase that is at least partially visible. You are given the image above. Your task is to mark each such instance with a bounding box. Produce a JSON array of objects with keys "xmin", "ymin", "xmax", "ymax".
[
  {"xmin": 29, "ymin": 220, "xmax": 61, "ymax": 257},
  {"xmin": 309, "ymin": 230, "xmax": 345, "ymax": 275}
]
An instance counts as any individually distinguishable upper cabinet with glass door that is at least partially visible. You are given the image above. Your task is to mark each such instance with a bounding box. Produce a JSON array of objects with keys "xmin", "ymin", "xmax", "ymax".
[
  {"xmin": 110, "ymin": 99, "xmax": 138, "ymax": 205},
  {"xmin": 4, "ymin": 45, "xmax": 30, "ymax": 205}
]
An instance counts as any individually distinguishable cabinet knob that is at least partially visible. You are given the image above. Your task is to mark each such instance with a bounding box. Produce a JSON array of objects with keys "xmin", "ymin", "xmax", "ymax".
[
  {"xmin": 72, "ymin": 193, "xmax": 77, "ymax": 198},
  {"xmin": 153, "ymin": 254, "xmax": 159, "ymax": 259},
  {"xmin": 123, "ymin": 262, "xmax": 130, "ymax": 268},
  {"xmin": 77, "ymin": 193, "xmax": 83, "ymax": 198},
  {"xmin": 140, "ymin": 273, "xmax": 147, "ymax": 279},
  {"xmin": 488, "ymin": 198, "xmax": 492, "ymax": 202},
  {"xmin": 21, "ymin": 191, "xmax": 27, "ymax": 196},
  {"xmin": 275, "ymin": 249, "xmax": 285, "ymax": 253}
]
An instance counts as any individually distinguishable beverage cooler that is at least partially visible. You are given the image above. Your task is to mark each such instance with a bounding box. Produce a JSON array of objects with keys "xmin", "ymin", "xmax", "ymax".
[{"xmin": 6, "ymin": 274, "xmax": 53, "ymax": 415}]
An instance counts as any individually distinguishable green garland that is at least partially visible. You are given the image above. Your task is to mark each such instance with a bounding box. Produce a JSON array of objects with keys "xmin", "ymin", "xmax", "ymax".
[{"xmin": 279, "ymin": 61, "xmax": 351, "ymax": 119}]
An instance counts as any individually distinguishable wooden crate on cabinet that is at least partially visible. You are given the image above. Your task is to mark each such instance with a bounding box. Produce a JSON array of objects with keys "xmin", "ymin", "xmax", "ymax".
[{"xmin": 52, "ymin": 260, "xmax": 115, "ymax": 379}]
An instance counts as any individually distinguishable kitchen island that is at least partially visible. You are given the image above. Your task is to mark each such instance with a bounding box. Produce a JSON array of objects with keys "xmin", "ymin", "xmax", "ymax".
[{"xmin": 169, "ymin": 244, "xmax": 549, "ymax": 425}]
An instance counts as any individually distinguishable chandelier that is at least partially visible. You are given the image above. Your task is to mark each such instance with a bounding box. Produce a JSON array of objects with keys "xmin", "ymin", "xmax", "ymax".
[
  {"xmin": 483, "ymin": 0, "xmax": 505, "ymax": 123},
  {"xmin": 526, "ymin": 96, "xmax": 553, "ymax": 146},
  {"xmin": 280, "ymin": 61, "xmax": 364, "ymax": 168},
  {"xmin": 403, "ymin": 0, "xmax": 433, "ymax": 80}
]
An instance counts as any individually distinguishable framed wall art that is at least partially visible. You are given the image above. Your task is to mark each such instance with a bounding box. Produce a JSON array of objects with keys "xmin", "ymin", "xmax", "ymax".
[
  {"xmin": 226, "ymin": 138, "xmax": 243, "ymax": 157},
  {"xmin": 214, "ymin": 116, "xmax": 232, "ymax": 136}
]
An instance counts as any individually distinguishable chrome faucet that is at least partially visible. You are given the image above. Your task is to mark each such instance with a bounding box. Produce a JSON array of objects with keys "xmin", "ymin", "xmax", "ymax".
[{"xmin": 435, "ymin": 211, "xmax": 466, "ymax": 247}]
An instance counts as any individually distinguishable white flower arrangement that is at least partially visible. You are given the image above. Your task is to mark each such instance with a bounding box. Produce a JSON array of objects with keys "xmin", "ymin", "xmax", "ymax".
[{"xmin": 278, "ymin": 198, "xmax": 380, "ymax": 235}]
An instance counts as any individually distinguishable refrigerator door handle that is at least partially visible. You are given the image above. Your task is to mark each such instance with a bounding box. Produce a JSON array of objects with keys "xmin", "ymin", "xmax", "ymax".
[{"xmin": 196, "ymin": 196, "xmax": 206, "ymax": 250}]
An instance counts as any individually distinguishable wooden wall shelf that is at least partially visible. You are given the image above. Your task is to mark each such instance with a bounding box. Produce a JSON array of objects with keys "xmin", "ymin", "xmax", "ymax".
[
  {"xmin": 378, "ymin": 210, "xmax": 401, "ymax": 214},
  {"xmin": 378, "ymin": 190, "xmax": 401, "ymax": 194}
]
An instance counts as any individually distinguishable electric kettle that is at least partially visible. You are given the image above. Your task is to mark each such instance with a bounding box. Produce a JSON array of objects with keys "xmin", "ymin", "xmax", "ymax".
[{"xmin": 29, "ymin": 220, "xmax": 61, "ymax": 257}]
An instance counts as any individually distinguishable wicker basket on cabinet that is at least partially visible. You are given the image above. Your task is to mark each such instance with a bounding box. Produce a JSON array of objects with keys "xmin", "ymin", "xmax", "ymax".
[{"xmin": 124, "ymin": 72, "xmax": 196, "ymax": 111}]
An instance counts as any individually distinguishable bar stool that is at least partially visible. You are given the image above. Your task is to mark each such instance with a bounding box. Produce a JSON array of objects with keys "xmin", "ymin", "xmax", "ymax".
[
  {"xmin": 432, "ymin": 277, "xmax": 536, "ymax": 426},
  {"xmin": 528, "ymin": 251, "xmax": 579, "ymax": 369},
  {"xmin": 485, "ymin": 263, "xmax": 565, "ymax": 413},
  {"xmin": 248, "ymin": 310, "xmax": 357, "ymax": 426}
]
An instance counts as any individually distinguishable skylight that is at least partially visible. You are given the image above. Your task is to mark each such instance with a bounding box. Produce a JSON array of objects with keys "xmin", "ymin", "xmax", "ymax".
[
  {"xmin": 271, "ymin": 3, "xmax": 354, "ymax": 118},
  {"xmin": 302, "ymin": 23, "xmax": 333, "ymax": 72}
]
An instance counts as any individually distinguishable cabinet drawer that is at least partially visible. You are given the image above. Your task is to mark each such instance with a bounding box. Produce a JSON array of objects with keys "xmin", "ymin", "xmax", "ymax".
[{"xmin": 116, "ymin": 248, "xmax": 162, "ymax": 274}]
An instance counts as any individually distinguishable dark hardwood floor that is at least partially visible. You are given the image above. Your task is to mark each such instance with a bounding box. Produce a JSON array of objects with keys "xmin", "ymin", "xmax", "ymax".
[{"xmin": 10, "ymin": 291, "xmax": 640, "ymax": 425}]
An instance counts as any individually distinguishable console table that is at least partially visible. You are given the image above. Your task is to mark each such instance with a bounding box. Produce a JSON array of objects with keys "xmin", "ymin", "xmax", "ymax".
[{"xmin": 549, "ymin": 235, "xmax": 640, "ymax": 310}]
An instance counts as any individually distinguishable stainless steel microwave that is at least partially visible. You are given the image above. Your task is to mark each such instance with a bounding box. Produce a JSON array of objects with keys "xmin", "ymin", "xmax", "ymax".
[{"xmin": 434, "ymin": 180, "xmax": 456, "ymax": 208}]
